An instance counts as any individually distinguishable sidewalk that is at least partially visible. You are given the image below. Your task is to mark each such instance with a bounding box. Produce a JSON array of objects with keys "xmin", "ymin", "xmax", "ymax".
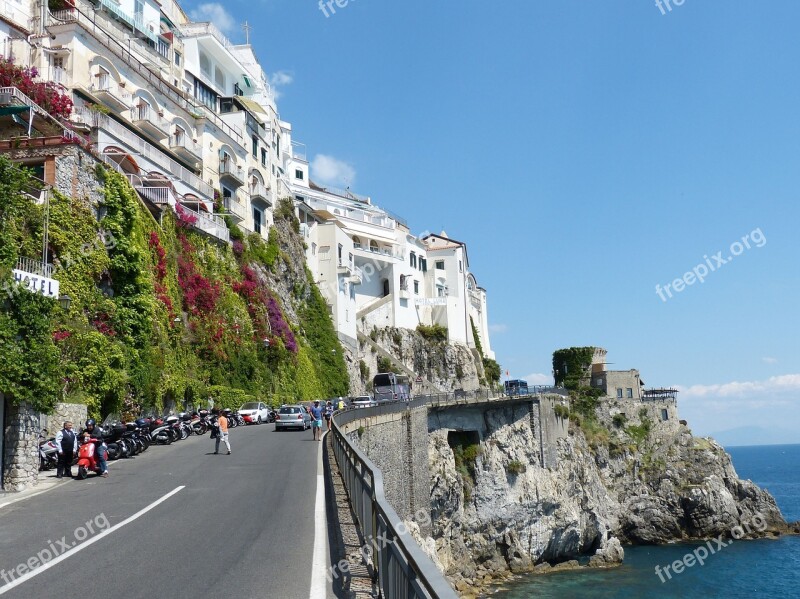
[{"xmin": 0, "ymin": 471, "xmax": 68, "ymax": 508}]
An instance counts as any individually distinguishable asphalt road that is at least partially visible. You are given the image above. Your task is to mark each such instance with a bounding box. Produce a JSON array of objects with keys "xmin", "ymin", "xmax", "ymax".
[{"xmin": 0, "ymin": 422, "xmax": 329, "ymax": 599}]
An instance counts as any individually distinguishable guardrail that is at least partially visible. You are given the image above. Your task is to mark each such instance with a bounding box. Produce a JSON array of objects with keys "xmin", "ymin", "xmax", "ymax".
[{"xmin": 331, "ymin": 404, "xmax": 459, "ymax": 599}]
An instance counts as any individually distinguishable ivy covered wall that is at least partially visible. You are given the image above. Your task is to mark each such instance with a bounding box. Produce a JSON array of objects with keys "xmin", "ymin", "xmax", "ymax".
[{"xmin": 0, "ymin": 155, "xmax": 349, "ymax": 418}]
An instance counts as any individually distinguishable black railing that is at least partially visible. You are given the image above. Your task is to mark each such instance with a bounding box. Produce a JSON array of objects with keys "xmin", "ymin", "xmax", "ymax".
[{"xmin": 332, "ymin": 406, "xmax": 458, "ymax": 599}]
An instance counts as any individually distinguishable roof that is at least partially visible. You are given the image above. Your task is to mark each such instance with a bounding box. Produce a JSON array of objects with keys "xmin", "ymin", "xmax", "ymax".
[{"xmin": 423, "ymin": 233, "xmax": 470, "ymax": 266}]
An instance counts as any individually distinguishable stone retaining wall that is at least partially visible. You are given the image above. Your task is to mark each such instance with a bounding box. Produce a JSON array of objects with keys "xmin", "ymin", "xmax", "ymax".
[{"xmin": 2, "ymin": 400, "xmax": 41, "ymax": 492}]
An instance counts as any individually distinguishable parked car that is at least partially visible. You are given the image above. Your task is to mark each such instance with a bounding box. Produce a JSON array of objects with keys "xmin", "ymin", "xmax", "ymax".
[
  {"xmin": 239, "ymin": 402, "xmax": 272, "ymax": 425},
  {"xmin": 351, "ymin": 395, "xmax": 374, "ymax": 408},
  {"xmin": 275, "ymin": 405, "xmax": 312, "ymax": 431}
]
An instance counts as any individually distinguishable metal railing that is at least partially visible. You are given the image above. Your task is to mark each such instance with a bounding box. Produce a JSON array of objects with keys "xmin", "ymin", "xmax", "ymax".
[
  {"xmin": 180, "ymin": 204, "xmax": 230, "ymax": 243},
  {"xmin": 0, "ymin": 86, "xmax": 77, "ymax": 139},
  {"xmin": 223, "ymin": 194, "xmax": 247, "ymax": 221},
  {"xmin": 45, "ymin": 0, "xmax": 244, "ymax": 147},
  {"xmin": 89, "ymin": 75, "xmax": 132, "ymax": 108},
  {"xmin": 73, "ymin": 106, "xmax": 213, "ymax": 200},
  {"xmin": 179, "ymin": 21, "xmax": 236, "ymax": 52},
  {"xmin": 169, "ymin": 133, "xmax": 201, "ymax": 158},
  {"xmin": 331, "ymin": 407, "xmax": 459, "ymax": 599},
  {"xmin": 219, "ymin": 159, "xmax": 245, "ymax": 182},
  {"xmin": 16, "ymin": 257, "xmax": 53, "ymax": 278},
  {"xmin": 0, "ymin": 0, "xmax": 29, "ymax": 30}
]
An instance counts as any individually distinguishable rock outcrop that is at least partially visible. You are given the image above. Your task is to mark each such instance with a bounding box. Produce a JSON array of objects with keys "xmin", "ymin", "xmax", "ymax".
[{"xmin": 422, "ymin": 398, "xmax": 787, "ymax": 593}]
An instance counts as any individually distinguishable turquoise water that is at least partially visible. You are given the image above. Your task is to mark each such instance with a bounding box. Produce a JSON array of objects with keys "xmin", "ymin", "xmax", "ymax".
[{"xmin": 490, "ymin": 444, "xmax": 800, "ymax": 598}]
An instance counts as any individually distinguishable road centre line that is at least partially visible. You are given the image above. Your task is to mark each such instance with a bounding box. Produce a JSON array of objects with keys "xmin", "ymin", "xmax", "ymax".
[{"xmin": 0, "ymin": 486, "xmax": 185, "ymax": 595}]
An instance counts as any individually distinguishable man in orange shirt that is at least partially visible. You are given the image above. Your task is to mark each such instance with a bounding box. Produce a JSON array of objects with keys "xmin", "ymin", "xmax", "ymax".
[{"xmin": 214, "ymin": 409, "xmax": 231, "ymax": 455}]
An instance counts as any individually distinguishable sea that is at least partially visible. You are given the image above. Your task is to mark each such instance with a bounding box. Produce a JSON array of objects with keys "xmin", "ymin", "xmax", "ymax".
[{"xmin": 488, "ymin": 444, "xmax": 800, "ymax": 599}]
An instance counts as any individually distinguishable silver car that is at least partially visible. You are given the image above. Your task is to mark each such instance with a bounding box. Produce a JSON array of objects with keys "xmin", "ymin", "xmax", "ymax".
[{"xmin": 275, "ymin": 405, "xmax": 312, "ymax": 431}]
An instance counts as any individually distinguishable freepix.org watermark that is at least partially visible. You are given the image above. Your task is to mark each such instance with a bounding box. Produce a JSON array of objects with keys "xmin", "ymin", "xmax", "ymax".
[
  {"xmin": 655, "ymin": 228, "xmax": 766, "ymax": 302},
  {"xmin": 654, "ymin": 513, "xmax": 767, "ymax": 583},
  {"xmin": 318, "ymin": 0, "xmax": 356, "ymax": 18},
  {"xmin": 655, "ymin": 0, "xmax": 687, "ymax": 16},
  {"xmin": 0, "ymin": 514, "xmax": 110, "ymax": 585}
]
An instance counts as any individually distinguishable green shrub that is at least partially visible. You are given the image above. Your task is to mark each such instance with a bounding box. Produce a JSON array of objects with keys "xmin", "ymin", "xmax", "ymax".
[
  {"xmin": 482, "ymin": 358, "xmax": 500, "ymax": 384},
  {"xmin": 612, "ymin": 413, "xmax": 628, "ymax": 428},
  {"xmin": 552, "ymin": 347, "xmax": 595, "ymax": 389},
  {"xmin": 416, "ymin": 323, "xmax": 448, "ymax": 342},
  {"xmin": 359, "ymin": 360, "xmax": 370, "ymax": 380},
  {"xmin": 377, "ymin": 356, "xmax": 395, "ymax": 373},
  {"xmin": 553, "ymin": 404, "xmax": 570, "ymax": 419},
  {"xmin": 506, "ymin": 460, "xmax": 526, "ymax": 475}
]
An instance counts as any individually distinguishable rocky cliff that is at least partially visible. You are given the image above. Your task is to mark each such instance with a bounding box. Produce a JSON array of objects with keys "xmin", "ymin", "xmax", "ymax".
[{"xmin": 421, "ymin": 397, "xmax": 791, "ymax": 595}]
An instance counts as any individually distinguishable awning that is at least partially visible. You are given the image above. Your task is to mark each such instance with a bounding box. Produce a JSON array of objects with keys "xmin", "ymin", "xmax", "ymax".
[
  {"xmin": 233, "ymin": 97, "xmax": 267, "ymax": 123},
  {"xmin": 0, "ymin": 106, "xmax": 30, "ymax": 116}
]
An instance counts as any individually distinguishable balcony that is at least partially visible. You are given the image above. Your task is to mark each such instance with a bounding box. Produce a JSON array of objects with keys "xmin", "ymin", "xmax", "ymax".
[
  {"xmin": 179, "ymin": 204, "xmax": 230, "ymax": 244},
  {"xmin": 299, "ymin": 223, "xmax": 310, "ymax": 239},
  {"xmin": 131, "ymin": 104, "xmax": 168, "ymax": 141},
  {"xmin": 399, "ymin": 280, "xmax": 410, "ymax": 299},
  {"xmin": 99, "ymin": 0, "xmax": 158, "ymax": 43},
  {"xmin": 249, "ymin": 181, "xmax": 272, "ymax": 207},
  {"xmin": 338, "ymin": 253, "xmax": 355, "ymax": 275},
  {"xmin": 353, "ymin": 242, "xmax": 405, "ymax": 262},
  {"xmin": 16, "ymin": 257, "xmax": 54, "ymax": 279},
  {"xmin": 169, "ymin": 133, "xmax": 202, "ymax": 164},
  {"xmin": 219, "ymin": 160, "xmax": 245, "ymax": 188},
  {"xmin": 222, "ymin": 193, "xmax": 247, "ymax": 223},
  {"xmin": 350, "ymin": 265, "xmax": 363, "ymax": 285},
  {"xmin": 89, "ymin": 75, "xmax": 132, "ymax": 113}
]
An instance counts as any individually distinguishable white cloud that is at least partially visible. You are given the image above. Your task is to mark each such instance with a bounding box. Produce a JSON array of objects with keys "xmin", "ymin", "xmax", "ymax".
[
  {"xmin": 189, "ymin": 4, "xmax": 235, "ymax": 34},
  {"xmin": 311, "ymin": 154, "xmax": 356, "ymax": 187},
  {"xmin": 678, "ymin": 374, "xmax": 800, "ymax": 399},
  {"xmin": 269, "ymin": 71, "xmax": 294, "ymax": 100},
  {"xmin": 489, "ymin": 324, "xmax": 508, "ymax": 334},
  {"xmin": 522, "ymin": 372, "xmax": 553, "ymax": 385},
  {"xmin": 762, "ymin": 357, "xmax": 778, "ymax": 364}
]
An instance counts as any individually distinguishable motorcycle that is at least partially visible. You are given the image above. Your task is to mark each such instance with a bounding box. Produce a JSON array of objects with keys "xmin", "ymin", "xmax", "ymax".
[
  {"xmin": 76, "ymin": 436, "xmax": 105, "ymax": 479},
  {"xmin": 38, "ymin": 430, "xmax": 59, "ymax": 471}
]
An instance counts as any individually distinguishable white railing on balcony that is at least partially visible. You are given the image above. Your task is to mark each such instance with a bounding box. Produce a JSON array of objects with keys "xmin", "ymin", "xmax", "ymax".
[
  {"xmin": 299, "ymin": 223, "xmax": 310, "ymax": 239},
  {"xmin": 352, "ymin": 265, "xmax": 363, "ymax": 281},
  {"xmin": 179, "ymin": 21, "xmax": 235, "ymax": 52},
  {"xmin": 46, "ymin": 0, "xmax": 244, "ymax": 147},
  {"xmin": 50, "ymin": 67, "xmax": 68, "ymax": 87},
  {"xmin": 169, "ymin": 133, "xmax": 201, "ymax": 158},
  {"xmin": 352, "ymin": 242, "xmax": 405, "ymax": 260},
  {"xmin": 0, "ymin": 86, "xmax": 77, "ymax": 139},
  {"xmin": 314, "ymin": 184, "xmax": 370, "ymax": 204},
  {"xmin": 220, "ymin": 159, "xmax": 245, "ymax": 182},
  {"xmin": 99, "ymin": 0, "xmax": 157, "ymax": 42},
  {"xmin": 74, "ymin": 106, "xmax": 213, "ymax": 199},
  {"xmin": 131, "ymin": 104, "xmax": 166, "ymax": 130},
  {"xmin": 291, "ymin": 141, "xmax": 307, "ymax": 161},
  {"xmin": 16, "ymin": 257, "xmax": 53, "ymax": 278},
  {"xmin": 249, "ymin": 181, "xmax": 272, "ymax": 204},
  {"xmin": 89, "ymin": 74, "xmax": 132, "ymax": 107},
  {"xmin": 135, "ymin": 186, "xmax": 178, "ymax": 208},
  {"xmin": 0, "ymin": 0, "xmax": 29, "ymax": 30},
  {"xmin": 181, "ymin": 205, "xmax": 230, "ymax": 243},
  {"xmin": 223, "ymin": 195, "xmax": 247, "ymax": 221}
]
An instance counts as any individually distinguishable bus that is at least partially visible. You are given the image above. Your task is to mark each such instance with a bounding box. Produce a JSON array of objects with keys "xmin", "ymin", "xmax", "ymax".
[
  {"xmin": 373, "ymin": 372, "xmax": 412, "ymax": 402},
  {"xmin": 504, "ymin": 379, "xmax": 529, "ymax": 396}
]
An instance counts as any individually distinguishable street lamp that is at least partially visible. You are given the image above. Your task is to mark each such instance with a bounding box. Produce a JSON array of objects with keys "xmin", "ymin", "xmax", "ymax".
[
  {"xmin": 58, "ymin": 294, "xmax": 72, "ymax": 312},
  {"xmin": 263, "ymin": 338, "xmax": 270, "ymax": 348}
]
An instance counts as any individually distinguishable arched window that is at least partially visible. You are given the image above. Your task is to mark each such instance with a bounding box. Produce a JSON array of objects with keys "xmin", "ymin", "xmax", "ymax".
[
  {"xmin": 199, "ymin": 53, "xmax": 210, "ymax": 78},
  {"xmin": 352, "ymin": 236, "xmax": 361, "ymax": 249},
  {"xmin": 215, "ymin": 66, "xmax": 225, "ymax": 91}
]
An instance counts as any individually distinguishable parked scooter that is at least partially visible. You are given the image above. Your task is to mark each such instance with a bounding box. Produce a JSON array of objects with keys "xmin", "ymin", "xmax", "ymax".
[
  {"xmin": 38, "ymin": 430, "xmax": 59, "ymax": 471},
  {"xmin": 76, "ymin": 435, "xmax": 105, "ymax": 479}
]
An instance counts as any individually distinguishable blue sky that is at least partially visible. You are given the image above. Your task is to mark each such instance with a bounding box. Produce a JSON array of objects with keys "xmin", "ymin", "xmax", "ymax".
[{"xmin": 189, "ymin": 0, "xmax": 800, "ymax": 442}]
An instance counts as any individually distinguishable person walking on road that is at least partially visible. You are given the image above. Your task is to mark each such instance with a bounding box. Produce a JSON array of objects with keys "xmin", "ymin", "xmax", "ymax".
[
  {"xmin": 55, "ymin": 421, "xmax": 77, "ymax": 478},
  {"xmin": 324, "ymin": 401, "xmax": 334, "ymax": 432},
  {"xmin": 310, "ymin": 400, "xmax": 324, "ymax": 441},
  {"xmin": 214, "ymin": 409, "xmax": 231, "ymax": 455}
]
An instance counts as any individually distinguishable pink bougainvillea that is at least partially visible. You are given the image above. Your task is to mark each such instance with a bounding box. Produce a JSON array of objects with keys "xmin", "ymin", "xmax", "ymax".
[
  {"xmin": 52, "ymin": 330, "xmax": 72, "ymax": 342},
  {"xmin": 0, "ymin": 58, "xmax": 73, "ymax": 119},
  {"xmin": 175, "ymin": 204, "xmax": 198, "ymax": 229},
  {"xmin": 176, "ymin": 234, "xmax": 220, "ymax": 316}
]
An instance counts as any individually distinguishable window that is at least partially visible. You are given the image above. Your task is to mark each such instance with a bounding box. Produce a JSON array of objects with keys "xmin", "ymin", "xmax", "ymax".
[
  {"xmin": 459, "ymin": 260, "xmax": 463, "ymax": 273},
  {"xmin": 253, "ymin": 207, "xmax": 262, "ymax": 234},
  {"xmin": 135, "ymin": 98, "xmax": 151, "ymax": 121},
  {"xmin": 174, "ymin": 125, "xmax": 185, "ymax": 145},
  {"xmin": 399, "ymin": 275, "xmax": 408, "ymax": 290},
  {"xmin": 420, "ymin": 258, "xmax": 427, "ymax": 272},
  {"xmin": 134, "ymin": 0, "xmax": 143, "ymax": 19},
  {"xmin": 295, "ymin": 169, "xmax": 304, "ymax": 180},
  {"xmin": 436, "ymin": 285, "xmax": 445, "ymax": 298},
  {"xmin": 410, "ymin": 252, "xmax": 416, "ymax": 268},
  {"xmin": 261, "ymin": 148, "xmax": 267, "ymax": 167},
  {"xmin": 199, "ymin": 53, "xmax": 211, "ymax": 78},
  {"xmin": 193, "ymin": 77, "xmax": 218, "ymax": 111},
  {"xmin": 337, "ymin": 244, "xmax": 343, "ymax": 265},
  {"xmin": 311, "ymin": 242, "xmax": 317, "ymax": 256},
  {"xmin": 616, "ymin": 388, "xmax": 623, "ymax": 399},
  {"xmin": 214, "ymin": 66, "xmax": 225, "ymax": 91},
  {"xmin": 252, "ymin": 136, "xmax": 258, "ymax": 158},
  {"xmin": 174, "ymin": 51, "xmax": 182, "ymax": 67},
  {"xmin": 661, "ymin": 409, "xmax": 669, "ymax": 421},
  {"xmin": 413, "ymin": 280, "xmax": 419, "ymax": 294},
  {"xmin": 626, "ymin": 388, "xmax": 633, "ymax": 398},
  {"xmin": 436, "ymin": 260, "xmax": 445, "ymax": 270},
  {"xmin": 276, "ymin": 134, "xmax": 280, "ymax": 158}
]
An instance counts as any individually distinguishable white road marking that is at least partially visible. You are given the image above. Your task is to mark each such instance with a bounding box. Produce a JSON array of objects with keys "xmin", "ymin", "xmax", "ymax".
[
  {"xmin": 309, "ymin": 432, "xmax": 329, "ymax": 599},
  {"xmin": 0, "ymin": 486, "xmax": 185, "ymax": 595}
]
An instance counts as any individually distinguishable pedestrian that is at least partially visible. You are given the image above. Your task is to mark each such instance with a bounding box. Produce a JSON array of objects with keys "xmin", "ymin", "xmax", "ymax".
[
  {"xmin": 337, "ymin": 397, "xmax": 344, "ymax": 410},
  {"xmin": 310, "ymin": 400, "xmax": 324, "ymax": 441},
  {"xmin": 81, "ymin": 419, "xmax": 108, "ymax": 477},
  {"xmin": 214, "ymin": 408, "xmax": 231, "ymax": 455},
  {"xmin": 324, "ymin": 401, "xmax": 334, "ymax": 431},
  {"xmin": 55, "ymin": 421, "xmax": 77, "ymax": 479}
]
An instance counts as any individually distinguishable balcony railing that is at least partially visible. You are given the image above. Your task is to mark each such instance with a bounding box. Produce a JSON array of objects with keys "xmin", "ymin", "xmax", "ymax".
[
  {"xmin": 299, "ymin": 223, "xmax": 310, "ymax": 239},
  {"xmin": 16, "ymin": 257, "xmax": 53, "ymax": 279},
  {"xmin": 89, "ymin": 75, "xmax": 132, "ymax": 111},
  {"xmin": 179, "ymin": 21, "xmax": 235, "ymax": 52},
  {"xmin": 99, "ymin": 0, "xmax": 157, "ymax": 42},
  {"xmin": 44, "ymin": 0, "xmax": 244, "ymax": 147},
  {"xmin": 73, "ymin": 105, "xmax": 213, "ymax": 200},
  {"xmin": 169, "ymin": 133, "xmax": 202, "ymax": 160},
  {"xmin": 291, "ymin": 140, "xmax": 307, "ymax": 161},
  {"xmin": 0, "ymin": 0, "xmax": 29, "ymax": 29},
  {"xmin": 0, "ymin": 86, "xmax": 77, "ymax": 139},
  {"xmin": 180, "ymin": 204, "xmax": 230, "ymax": 244},
  {"xmin": 353, "ymin": 243, "xmax": 405, "ymax": 261},
  {"xmin": 249, "ymin": 181, "xmax": 272, "ymax": 206},
  {"xmin": 130, "ymin": 104, "xmax": 168, "ymax": 139},
  {"xmin": 222, "ymin": 194, "xmax": 247, "ymax": 222},
  {"xmin": 219, "ymin": 160, "xmax": 245, "ymax": 187}
]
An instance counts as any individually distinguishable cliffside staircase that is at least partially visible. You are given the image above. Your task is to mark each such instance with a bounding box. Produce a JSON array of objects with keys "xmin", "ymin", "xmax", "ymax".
[
  {"xmin": 357, "ymin": 332, "xmax": 445, "ymax": 395},
  {"xmin": 355, "ymin": 293, "xmax": 393, "ymax": 321}
]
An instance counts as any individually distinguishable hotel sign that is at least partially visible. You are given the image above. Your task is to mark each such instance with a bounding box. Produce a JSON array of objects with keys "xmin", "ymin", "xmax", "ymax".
[
  {"xmin": 12, "ymin": 269, "xmax": 60, "ymax": 298},
  {"xmin": 414, "ymin": 297, "xmax": 447, "ymax": 306}
]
